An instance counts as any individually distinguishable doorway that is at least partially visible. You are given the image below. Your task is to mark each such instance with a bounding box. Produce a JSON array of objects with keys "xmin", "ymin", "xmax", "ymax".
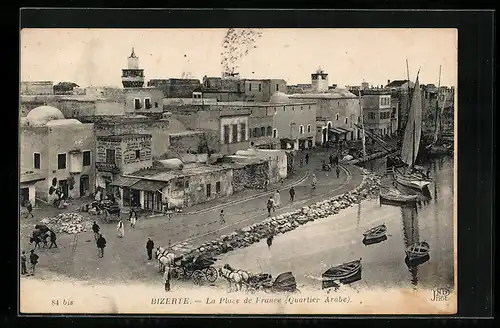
[
  {"xmin": 80, "ymin": 175, "xmax": 89, "ymax": 197},
  {"xmin": 130, "ymin": 189, "xmax": 140, "ymax": 207},
  {"xmin": 20, "ymin": 187, "xmax": 29, "ymax": 205},
  {"xmin": 206, "ymin": 183, "xmax": 211, "ymax": 197},
  {"xmin": 59, "ymin": 180, "xmax": 69, "ymax": 198}
]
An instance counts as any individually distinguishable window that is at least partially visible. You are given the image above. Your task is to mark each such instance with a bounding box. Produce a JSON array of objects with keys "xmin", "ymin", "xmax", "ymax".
[
  {"xmin": 267, "ymin": 126, "xmax": 272, "ymax": 136},
  {"xmin": 134, "ymin": 98, "xmax": 141, "ymax": 109},
  {"xmin": 155, "ymin": 102, "xmax": 159, "ymax": 108},
  {"xmin": 232, "ymin": 124, "xmax": 238, "ymax": 142},
  {"xmin": 276, "ymin": 84, "xmax": 279, "ymax": 91},
  {"xmin": 368, "ymin": 112, "xmax": 376, "ymax": 120},
  {"xmin": 300, "ymin": 106, "xmax": 303, "ymax": 110},
  {"xmin": 144, "ymin": 98, "xmax": 152, "ymax": 109},
  {"xmin": 283, "ymin": 107, "xmax": 286, "ymax": 111},
  {"xmin": 309, "ymin": 105, "xmax": 311, "ymax": 110},
  {"xmin": 299, "ymin": 125, "xmax": 304, "ymax": 134},
  {"xmin": 252, "ymin": 128, "xmax": 258, "ymax": 138},
  {"xmin": 260, "ymin": 127, "xmax": 266, "ymax": 136},
  {"xmin": 135, "ymin": 150, "xmax": 140, "ymax": 159},
  {"xmin": 216, "ymin": 181, "xmax": 221, "ymax": 193},
  {"xmin": 258, "ymin": 84, "xmax": 262, "ymax": 92},
  {"xmin": 240, "ymin": 123, "xmax": 246, "ymax": 141},
  {"xmin": 249, "ymin": 83, "xmax": 252, "ymax": 91},
  {"xmin": 33, "ymin": 153, "xmax": 40, "ymax": 169},
  {"xmin": 307, "ymin": 124, "xmax": 311, "ymax": 133},
  {"xmin": 206, "ymin": 183, "xmax": 211, "ymax": 197},
  {"xmin": 57, "ymin": 153, "xmax": 66, "ymax": 170},
  {"xmin": 336, "ymin": 114, "xmax": 339, "ymax": 120},
  {"xmin": 105, "ymin": 149, "xmax": 115, "ymax": 164},
  {"xmin": 344, "ymin": 117, "xmax": 348, "ymax": 124},
  {"xmin": 83, "ymin": 151, "xmax": 91, "ymax": 166},
  {"xmin": 223, "ymin": 125, "xmax": 230, "ymax": 144},
  {"xmin": 273, "ymin": 128, "xmax": 278, "ymax": 138}
]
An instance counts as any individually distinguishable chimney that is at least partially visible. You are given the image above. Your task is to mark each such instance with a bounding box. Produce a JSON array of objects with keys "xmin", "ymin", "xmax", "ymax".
[{"xmin": 387, "ymin": 79, "xmax": 390, "ymax": 86}]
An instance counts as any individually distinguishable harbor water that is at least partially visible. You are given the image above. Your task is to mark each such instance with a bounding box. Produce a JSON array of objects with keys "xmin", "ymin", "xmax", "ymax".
[{"xmin": 217, "ymin": 155, "xmax": 454, "ymax": 291}]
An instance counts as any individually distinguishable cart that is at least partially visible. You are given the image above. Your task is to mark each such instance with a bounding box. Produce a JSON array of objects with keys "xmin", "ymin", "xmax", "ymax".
[{"xmin": 171, "ymin": 254, "xmax": 218, "ymax": 286}]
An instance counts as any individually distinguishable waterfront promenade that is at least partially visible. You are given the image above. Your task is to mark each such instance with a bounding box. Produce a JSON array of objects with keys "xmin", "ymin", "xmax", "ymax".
[{"xmin": 20, "ymin": 151, "xmax": 364, "ymax": 284}]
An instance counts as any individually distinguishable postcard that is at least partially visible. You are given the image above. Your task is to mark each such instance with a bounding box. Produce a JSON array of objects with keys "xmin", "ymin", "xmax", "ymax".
[{"xmin": 19, "ymin": 27, "xmax": 457, "ymax": 315}]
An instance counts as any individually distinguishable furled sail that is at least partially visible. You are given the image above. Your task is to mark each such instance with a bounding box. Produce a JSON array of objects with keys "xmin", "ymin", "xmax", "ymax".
[{"xmin": 400, "ymin": 76, "xmax": 422, "ymax": 167}]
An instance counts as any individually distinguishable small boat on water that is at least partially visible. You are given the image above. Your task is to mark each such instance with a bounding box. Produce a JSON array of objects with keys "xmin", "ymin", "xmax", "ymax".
[
  {"xmin": 363, "ymin": 224, "xmax": 387, "ymax": 241},
  {"xmin": 380, "ymin": 187, "xmax": 419, "ymax": 204},
  {"xmin": 405, "ymin": 242, "xmax": 430, "ymax": 261},
  {"xmin": 323, "ymin": 258, "xmax": 362, "ymax": 281}
]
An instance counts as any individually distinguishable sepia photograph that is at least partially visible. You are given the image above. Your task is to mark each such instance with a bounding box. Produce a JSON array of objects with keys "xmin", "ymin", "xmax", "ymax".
[{"xmin": 19, "ymin": 27, "xmax": 457, "ymax": 315}]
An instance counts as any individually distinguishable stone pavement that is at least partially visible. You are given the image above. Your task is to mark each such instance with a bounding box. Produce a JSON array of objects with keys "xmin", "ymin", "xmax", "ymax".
[{"xmin": 20, "ymin": 150, "xmax": 364, "ymax": 284}]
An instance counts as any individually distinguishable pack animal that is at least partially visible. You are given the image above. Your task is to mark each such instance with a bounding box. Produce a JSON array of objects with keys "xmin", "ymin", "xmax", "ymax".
[
  {"xmin": 219, "ymin": 264, "xmax": 250, "ymax": 292},
  {"xmin": 155, "ymin": 247, "xmax": 178, "ymax": 273}
]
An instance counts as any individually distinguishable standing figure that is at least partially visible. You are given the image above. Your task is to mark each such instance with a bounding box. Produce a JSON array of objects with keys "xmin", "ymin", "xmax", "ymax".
[
  {"xmin": 219, "ymin": 210, "xmax": 225, "ymax": 224},
  {"xmin": 289, "ymin": 186, "xmax": 295, "ymax": 202},
  {"xmin": 20, "ymin": 251, "xmax": 27, "ymax": 275},
  {"xmin": 299, "ymin": 157, "xmax": 304, "ymax": 167},
  {"xmin": 273, "ymin": 190, "xmax": 281, "ymax": 208},
  {"xmin": 163, "ymin": 266, "xmax": 171, "ymax": 292},
  {"xmin": 116, "ymin": 220, "xmax": 125, "ymax": 238},
  {"xmin": 49, "ymin": 230, "xmax": 58, "ymax": 249},
  {"xmin": 311, "ymin": 173, "xmax": 317, "ymax": 189},
  {"xmin": 29, "ymin": 250, "xmax": 39, "ymax": 275},
  {"xmin": 266, "ymin": 197, "xmax": 274, "ymax": 217},
  {"xmin": 329, "ymin": 154, "xmax": 334, "ymax": 166},
  {"xmin": 130, "ymin": 211, "xmax": 137, "ymax": 228},
  {"xmin": 266, "ymin": 235, "xmax": 274, "ymax": 249},
  {"xmin": 96, "ymin": 234, "xmax": 106, "ymax": 258},
  {"xmin": 25, "ymin": 201, "xmax": 34, "ymax": 218},
  {"xmin": 146, "ymin": 237, "xmax": 155, "ymax": 260},
  {"xmin": 336, "ymin": 166, "xmax": 341, "ymax": 178},
  {"xmin": 305, "ymin": 153, "xmax": 309, "ymax": 165},
  {"xmin": 264, "ymin": 178, "xmax": 269, "ymax": 191},
  {"xmin": 92, "ymin": 221, "xmax": 100, "ymax": 242}
]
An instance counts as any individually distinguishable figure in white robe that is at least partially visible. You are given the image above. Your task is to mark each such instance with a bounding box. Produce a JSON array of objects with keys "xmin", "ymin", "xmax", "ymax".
[
  {"xmin": 273, "ymin": 190, "xmax": 281, "ymax": 208},
  {"xmin": 116, "ymin": 220, "xmax": 125, "ymax": 238}
]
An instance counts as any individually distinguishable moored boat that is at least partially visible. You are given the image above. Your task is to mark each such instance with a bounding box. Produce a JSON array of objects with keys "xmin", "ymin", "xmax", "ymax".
[
  {"xmin": 362, "ymin": 224, "xmax": 387, "ymax": 240},
  {"xmin": 323, "ymin": 258, "xmax": 362, "ymax": 281},
  {"xmin": 405, "ymin": 241, "xmax": 430, "ymax": 261},
  {"xmin": 380, "ymin": 186, "xmax": 419, "ymax": 203}
]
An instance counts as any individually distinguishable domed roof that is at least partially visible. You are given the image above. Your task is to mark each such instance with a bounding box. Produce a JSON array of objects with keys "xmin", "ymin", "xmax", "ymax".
[
  {"xmin": 270, "ymin": 92, "xmax": 290, "ymax": 104},
  {"xmin": 45, "ymin": 119, "xmax": 82, "ymax": 126},
  {"xmin": 26, "ymin": 106, "xmax": 65, "ymax": 126}
]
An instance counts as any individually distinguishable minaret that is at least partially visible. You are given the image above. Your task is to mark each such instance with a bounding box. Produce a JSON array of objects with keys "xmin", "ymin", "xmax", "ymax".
[
  {"xmin": 311, "ymin": 66, "xmax": 329, "ymax": 92},
  {"xmin": 121, "ymin": 47, "xmax": 145, "ymax": 88}
]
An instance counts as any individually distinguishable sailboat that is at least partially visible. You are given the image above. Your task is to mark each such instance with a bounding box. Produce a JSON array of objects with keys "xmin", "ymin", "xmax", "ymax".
[{"xmin": 393, "ymin": 72, "xmax": 433, "ymax": 191}]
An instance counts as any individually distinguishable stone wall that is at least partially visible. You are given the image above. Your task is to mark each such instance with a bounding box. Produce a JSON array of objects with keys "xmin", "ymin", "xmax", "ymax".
[{"xmin": 232, "ymin": 162, "xmax": 269, "ymax": 192}]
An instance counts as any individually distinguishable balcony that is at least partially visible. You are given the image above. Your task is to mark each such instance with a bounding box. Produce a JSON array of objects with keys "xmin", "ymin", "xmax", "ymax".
[{"xmin": 96, "ymin": 162, "xmax": 120, "ymax": 173}]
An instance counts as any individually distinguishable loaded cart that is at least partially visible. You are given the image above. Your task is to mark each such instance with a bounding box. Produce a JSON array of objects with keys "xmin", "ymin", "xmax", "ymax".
[{"xmin": 171, "ymin": 253, "xmax": 218, "ymax": 286}]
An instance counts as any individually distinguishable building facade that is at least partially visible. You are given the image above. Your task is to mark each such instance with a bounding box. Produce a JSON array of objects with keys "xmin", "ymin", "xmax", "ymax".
[
  {"xmin": 148, "ymin": 78, "xmax": 201, "ymax": 98},
  {"xmin": 20, "ymin": 106, "xmax": 95, "ymax": 203},
  {"xmin": 20, "ymin": 81, "xmax": 54, "ymax": 95},
  {"xmin": 362, "ymin": 94, "xmax": 395, "ymax": 136}
]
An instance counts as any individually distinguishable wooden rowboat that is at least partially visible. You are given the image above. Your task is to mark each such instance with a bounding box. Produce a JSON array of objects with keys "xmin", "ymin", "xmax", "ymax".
[
  {"xmin": 323, "ymin": 258, "xmax": 362, "ymax": 281},
  {"xmin": 380, "ymin": 188, "xmax": 419, "ymax": 204},
  {"xmin": 363, "ymin": 224, "xmax": 387, "ymax": 240},
  {"xmin": 405, "ymin": 242, "xmax": 430, "ymax": 261}
]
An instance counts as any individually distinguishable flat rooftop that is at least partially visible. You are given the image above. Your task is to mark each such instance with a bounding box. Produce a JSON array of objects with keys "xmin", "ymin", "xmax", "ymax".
[{"xmin": 127, "ymin": 163, "xmax": 229, "ymax": 181}]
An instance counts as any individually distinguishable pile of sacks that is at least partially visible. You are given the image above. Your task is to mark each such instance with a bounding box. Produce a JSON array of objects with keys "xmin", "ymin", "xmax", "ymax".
[
  {"xmin": 39, "ymin": 212, "xmax": 93, "ymax": 234},
  {"xmin": 182, "ymin": 170, "xmax": 381, "ymax": 260}
]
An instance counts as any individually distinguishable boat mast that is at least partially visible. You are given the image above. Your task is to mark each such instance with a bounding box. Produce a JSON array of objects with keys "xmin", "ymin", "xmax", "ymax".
[
  {"xmin": 359, "ymin": 89, "xmax": 366, "ymax": 160},
  {"xmin": 433, "ymin": 65, "xmax": 442, "ymax": 144}
]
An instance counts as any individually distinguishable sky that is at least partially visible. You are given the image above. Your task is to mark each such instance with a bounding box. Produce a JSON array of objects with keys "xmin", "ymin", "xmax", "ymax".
[{"xmin": 20, "ymin": 28, "xmax": 457, "ymax": 88}]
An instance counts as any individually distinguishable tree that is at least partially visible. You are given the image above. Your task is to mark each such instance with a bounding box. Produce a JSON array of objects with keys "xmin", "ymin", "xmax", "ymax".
[{"xmin": 54, "ymin": 82, "xmax": 80, "ymax": 94}]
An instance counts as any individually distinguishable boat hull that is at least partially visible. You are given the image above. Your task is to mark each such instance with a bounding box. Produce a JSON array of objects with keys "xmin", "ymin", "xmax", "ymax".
[
  {"xmin": 379, "ymin": 193, "xmax": 418, "ymax": 204},
  {"xmin": 393, "ymin": 167, "xmax": 432, "ymax": 191},
  {"xmin": 323, "ymin": 261, "xmax": 362, "ymax": 281},
  {"xmin": 362, "ymin": 235, "xmax": 387, "ymax": 245}
]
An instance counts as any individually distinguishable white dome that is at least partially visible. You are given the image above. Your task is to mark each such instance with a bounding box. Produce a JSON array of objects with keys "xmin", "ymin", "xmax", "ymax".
[
  {"xmin": 270, "ymin": 92, "xmax": 290, "ymax": 104},
  {"xmin": 26, "ymin": 106, "xmax": 65, "ymax": 126}
]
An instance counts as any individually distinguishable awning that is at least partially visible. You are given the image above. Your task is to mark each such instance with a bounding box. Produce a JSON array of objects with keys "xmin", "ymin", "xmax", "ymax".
[
  {"xmin": 252, "ymin": 137, "xmax": 280, "ymax": 146},
  {"xmin": 20, "ymin": 173, "xmax": 46, "ymax": 184},
  {"xmin": 329, "ymin": 128, "xmax": 346, "ymax": 135},
  {"xmin": 110, "ymin": 176, "xmax": 141, "ymax": 188},
  {"xmin": 337, "ymin": 127, "xmax": 354, "ymax": 133},
  {"xmin": 130, "ymin": 179, "xmax": 168, "ymax": 192},
  {"xmin": 299, "ymin": 136, "xmax": 314, "ymax": 141}
]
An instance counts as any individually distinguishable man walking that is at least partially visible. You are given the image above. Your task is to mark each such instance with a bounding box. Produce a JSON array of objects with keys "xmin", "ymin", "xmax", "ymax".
[
  {"xmin": 289, "ymin": 186, "xmax": 295, "ymax": 202},
  {"xmin": 336, "ymin": 166, "xmax": 341, "ymax": 178},
  {"xmin": 146, "ymin": 238, "xmax": 155, "ymax": 260},
  {"xmin": 24, "ymin": 200, "xmax": 34, "ymax": 218},
  {"xmin": 305, "ymin": 153, "xmax": 309, "ymax": 165},
  {"xmin": 96, "ymin": 234, "xmax": 106, "ymax": 258},
  {"xmin": 266, "ymin": 197, "xmax": 274, "ymax": 217},
  {"xmin": 92, "ymin": 221, "xmax": 100, "ymax": 241},
  {"xmin": 311, "ymin": 173, "xmax": 317, "ymax": 190},
  {"xmin": 163, "ymin": 266, "xmax": 171, "ymax": 292},
  {"xmin": 29, "ymin": 250, "xmax": 39, "ymax": 275},
  {"xmin": 299, "ymin": 157, "xmax": 304, "ymax": 167},
  {"xmin": 21, "ymin": 251, "xmax": 27, "ymax": 275},
  {"xmin": 49, "ymin": 230, "xmax": 58, "ymax": 249},
  {"xmin": 219, "ymin": 209, "xmax": 225, "ymax": 225},
  {"xmin": 263, "ymin": 178, "xmax": 269, "ymax": 191}
]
